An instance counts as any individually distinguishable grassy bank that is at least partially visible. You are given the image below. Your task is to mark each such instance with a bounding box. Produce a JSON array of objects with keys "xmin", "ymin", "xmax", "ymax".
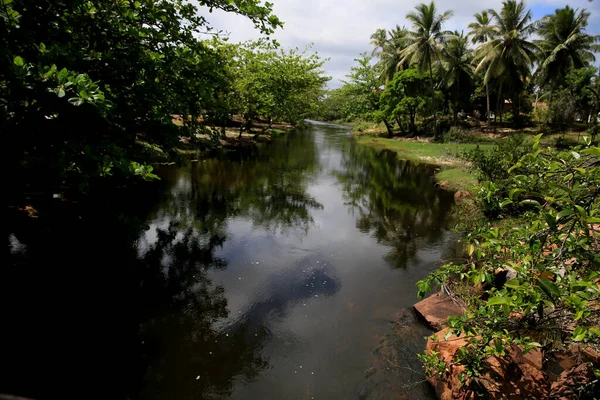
[{"xmin": 356, "ymin": 136, "xmax": 488, "ymax": 192}]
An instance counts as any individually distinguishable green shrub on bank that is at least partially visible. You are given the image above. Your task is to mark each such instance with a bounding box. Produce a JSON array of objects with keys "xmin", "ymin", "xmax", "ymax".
[{"xmin": 418, "ymin": 136, "xmax": 600, "ymax": 397}]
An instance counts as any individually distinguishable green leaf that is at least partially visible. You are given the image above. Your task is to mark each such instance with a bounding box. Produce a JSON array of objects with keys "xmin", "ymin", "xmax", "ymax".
[
  {"xmin": 572, "ymin": 326, "xmax": 587, "ymax": 342},
  {"xmin": 57, "ymin": 88, "xmax": 65, "ymax": 98},
  {"xmin": 538, "ymin": 278, "xmax": 560, "ymax": 298},
  {"xmin": 500, "ymin": 199, "xmax": 513, "ymax": 208},
  {"xmin": 574, "ymin": 205, "xmax": 587, "ymax": 219},
  {"xmin": 504, "ymin": 279, "xmax": 520, "ymax": 289},
  {"xmin": 556, "ymin": 208, "xmax": 574, "ymax": 222},
  {"xmin": 587, "ymin": 217, "xmax": 600, "ymax": 224},
  {"xmin": 13, "ymin": 56, "xmax": 24, "ymax": 66},
  {"xmin": 520, "ymin": 199, "xmax": 540, "ymax": 208},
  {"xmin": 488, "ymin": 296, "xmax": 511, "ymax": 306},
  {"xmin": 580, "ymin": 147, "xmax": 600, "ymax": 156}
]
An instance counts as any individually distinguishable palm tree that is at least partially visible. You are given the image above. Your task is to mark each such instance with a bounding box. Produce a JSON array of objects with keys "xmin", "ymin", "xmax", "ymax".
[
  {"xmin": 468, "ymin": 11, "xmax": 492, "ymax": 121},
  {"xmin": 442, "ymin": 31, "xmax": 474, "ymax": 124},
  {"xmin": 536, "ymin": 6, "xmax": 600, "ymax": 93},
  {"xmin": 473, "ymin": 0, "xmax": 538, "ymax": 127},
  {"xmin": 370, "ymin": 26, "xmax": 408, "ymax": 84},
  {"xmin": 400, "ymin": 1, "xmax": 453, "ymax": 140}
]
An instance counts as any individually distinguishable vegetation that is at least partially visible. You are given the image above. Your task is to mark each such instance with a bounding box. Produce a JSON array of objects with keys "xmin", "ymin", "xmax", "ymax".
[
  {"xmin": 417, "ymin": 136, "xmax": 600, "ymax": 397},
  {"xmin": 2, "ymin": 0, "xmax": 328, "ymax": 198},
  {"xmin": 309, "ymin": 1, "xmax": 600, "ymax": 396},
  {"xmin": 312, "ymin": 0, "xmax": 600, "ymax": 141}
]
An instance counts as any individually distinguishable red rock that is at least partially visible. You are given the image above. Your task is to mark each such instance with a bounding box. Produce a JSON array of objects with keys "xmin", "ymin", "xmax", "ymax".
[
  {"xmin": 549, "ymin": 363, "xmax": 595, "ymax": 399},
  {"xmin": 425, "ymin": 329, "xmax": 551, "ymax": 399},
  {"xmin": 425, "ymin": 329, "xmax": 471, "ymax": 400},
  {"xmin": 414, "ymin": 292, "xmax": 464, "ymax": 331}
]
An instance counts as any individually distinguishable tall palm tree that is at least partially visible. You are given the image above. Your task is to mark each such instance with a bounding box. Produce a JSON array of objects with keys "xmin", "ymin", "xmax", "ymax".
[
  {"xmin": 400, "ymin": 1, "xmax": 453, "ymax": 140},
  {"xmin": 370, "ymin": 26, "xmax": 408, "ymax": 84},
  {"xmin": 468, "ymin": 11, "xmax": 492, "ymax": 121},
  {"xmin": 442, "ymin": 31, "xmax": 474, "ymax": 124},
  {"xmin": 536, "ymin": 6, "xmax": 600, "ymax": 92},
  {"xmin": 473, "ymin": 0, "xmax": 538, "ymax": 127}
]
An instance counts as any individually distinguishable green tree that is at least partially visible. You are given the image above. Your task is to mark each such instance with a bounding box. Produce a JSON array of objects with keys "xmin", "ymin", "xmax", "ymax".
[
  {"xmin": 370, "ymin": 26, "xmax": 409, "ymax": 84},
  {"xmin": 376, "ymin": 68, "xmax": 429, "ymax": 134},
  {"xmin": 473, "ymin": 0, "xmax": 538, "ymax": 127},
  {"xmin": 1, "ymin": 0, "xmax": 281, "ymax": 194},
  {"xmin": 442, "ymin": 31, "xmax": 474, "ymax": 125},
  {"xmin": 340, "ymin": 53, "xmax": 386, "ymax": 127},
  {"xmin": 468, "ymin": 11, "xmax": 492, "ymax": 120},
  {"xmin": 536, "ymin": 6, "xmax": 600, "ymax": 93},
  {"xmin": 400, "ymin": 1, "xmax": 453, "ymax": 141}
]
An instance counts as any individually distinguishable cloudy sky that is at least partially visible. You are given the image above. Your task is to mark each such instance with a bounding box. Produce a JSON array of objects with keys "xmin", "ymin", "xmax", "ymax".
[{"xmin": 202, "ymin": 0, "xmax": 600, "ymax": 88}]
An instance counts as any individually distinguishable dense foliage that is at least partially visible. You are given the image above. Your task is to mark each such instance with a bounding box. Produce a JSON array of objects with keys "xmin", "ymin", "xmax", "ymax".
[
  {"xmin": 2, "ymin": 0, "xmax": 328, "ymax": 195},
  {"xmin": 417, "ymin": 136, "xmax": 600, "ymax": 396},
  {"xmin": 314, "ymin": 0, "xmax": 600, "ymax": 139}
]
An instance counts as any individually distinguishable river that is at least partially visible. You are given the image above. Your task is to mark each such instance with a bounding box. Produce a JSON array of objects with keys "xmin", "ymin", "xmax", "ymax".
[{"xmin": 4, "ymin": 124, "xmax": 458, "ymax": 399}]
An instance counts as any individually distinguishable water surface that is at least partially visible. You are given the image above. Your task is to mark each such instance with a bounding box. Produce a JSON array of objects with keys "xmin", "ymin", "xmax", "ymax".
[{"xmin": 4, "ymin": 124, "xmax": 457, "ymax": 399}]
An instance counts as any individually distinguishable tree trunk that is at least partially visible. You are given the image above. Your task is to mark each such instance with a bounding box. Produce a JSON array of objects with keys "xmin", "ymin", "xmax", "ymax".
[
  {"xmin": 512, "ymin": 96, "xmax": 520, "ymax": 128},
  {"xmin": 383, "ymin": 119, "xmax": 394, "ymax": 137},
  {"xmin": 453, "ymin": 79, "xmax": 460, "ymax": 126},
  {"xmin": 486, "ymin": 83, "xmax": 491, "ymax": 126},
  {"xmin": 494, "ymin": 85, "xmax": 503, "ymax": 133},
  {"xmin": 428, "ymin": 60, "xmax": 439, "ymax": 141}
]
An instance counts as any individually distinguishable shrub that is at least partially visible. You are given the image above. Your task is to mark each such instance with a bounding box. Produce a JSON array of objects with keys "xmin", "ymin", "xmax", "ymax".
[{"xmin": 418, "ymin": 137, "xmax": 600, "ymax": 397}]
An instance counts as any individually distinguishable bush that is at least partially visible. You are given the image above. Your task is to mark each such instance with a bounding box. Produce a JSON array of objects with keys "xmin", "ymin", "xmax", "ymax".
[
  {"xmin": 463, "ymin": 134, "xmax": 529, "ymax": 181},
  {"xmin": 554, "ymin": 135, "xmax": 579, "ymax": 149},
  {"xmin": 418, "ymin": 137, "xmax": 600, "ymax": 397},
  {"xmin": 587, "ymin": 125, "xmax": 599, "ymax": 144},
  {"xmin": 444, "ymin": 127, "xmax": 472, "ymax": 143}
]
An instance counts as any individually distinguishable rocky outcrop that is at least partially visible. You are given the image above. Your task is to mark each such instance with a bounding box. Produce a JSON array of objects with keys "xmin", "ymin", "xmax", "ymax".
[
  {"xmin": 413, "ymin": 292, "xmax": 465, "ymax": 331},
  {"xmin": 416, "ymin": 292, "xmax": 598, "ymax": 399}
]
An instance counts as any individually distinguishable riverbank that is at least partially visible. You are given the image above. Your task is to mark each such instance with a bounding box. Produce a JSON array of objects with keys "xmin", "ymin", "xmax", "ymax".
[{"xmin": 356, "ymin": 136, "xmax": 485, "ymax": 192}]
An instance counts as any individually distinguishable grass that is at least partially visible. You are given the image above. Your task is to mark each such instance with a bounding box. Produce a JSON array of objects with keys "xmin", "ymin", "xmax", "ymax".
[
  {"xmin": 435, "ymin": 168, "xmax": 478, "ymax": 192},
  {"xmin": 356, "ymin": 136, "xmax": 493, "ymax": 192}
]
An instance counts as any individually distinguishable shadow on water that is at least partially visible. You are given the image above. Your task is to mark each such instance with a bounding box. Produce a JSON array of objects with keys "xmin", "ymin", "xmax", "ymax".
[{"xmin": 3, "ymin": 127, "xmax": 451, "ymax": 400}]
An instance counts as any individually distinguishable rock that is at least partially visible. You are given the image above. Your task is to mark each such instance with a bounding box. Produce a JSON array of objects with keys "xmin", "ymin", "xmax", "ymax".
[
  {"xmin": 425, "ymin": 329, "xmax": 470, "ymax": 400},
  {"xmin": 357, "ymin": 382, "xmax": 371, "ymax": 400},
  {"xmin": 481, "ymin": 354, "xmax": 550, "ymax": 399},
  {"xmin": 364, "ymin": 367, "xmax": 377, "ymax": 379},
  {"xmin": 509, "ymin": 345, "xmax": 543, "ymax": 370},
  {"xmin": 494, "ymin": 266, "xmax": 517, "ymax": 289},
  {"xmin": 414, "ymin": 292, "xmax": 464, "ymax": 331},
  {"xmin": 549, "ymin": 363, "xmax": 595, "ymax": 399},
  {"xmin": 425, "ymin": 328, "xmax": 551, "ymax": 399}
]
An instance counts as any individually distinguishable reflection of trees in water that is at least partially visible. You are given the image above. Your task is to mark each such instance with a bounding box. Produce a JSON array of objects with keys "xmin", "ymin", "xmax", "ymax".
[
  {"xmin": 133, "ymin": 131, "xmax": 325, "ymax": 398},
  {"xmin": 4, "ymin": 131, "xmax": 324, "ymax": 400},
  {"xmin": 136, "ymin": 221, "xmax": 269, "ymax": 400},
  {"xmin": 155, "ymin": 130, "xmax": 323, "ymax": 235},
  {"xmin": 334, "ymin": 141, "xmax": 454, "ymax": 268}
]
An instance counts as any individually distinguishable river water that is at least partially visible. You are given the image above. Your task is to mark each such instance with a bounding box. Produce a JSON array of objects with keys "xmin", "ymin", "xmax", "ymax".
[{"xmin": 4, "ymin": 123, "xmax": 457, "ymax": 400}]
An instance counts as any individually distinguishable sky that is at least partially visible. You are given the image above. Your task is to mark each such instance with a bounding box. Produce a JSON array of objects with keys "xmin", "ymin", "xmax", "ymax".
[{"xmin": 200, "ymin": 0, "xmax": 600, "ymax": 88}]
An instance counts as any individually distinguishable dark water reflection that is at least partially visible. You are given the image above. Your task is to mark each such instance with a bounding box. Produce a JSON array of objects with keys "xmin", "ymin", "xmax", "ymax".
[{"xmin": 4, "ymin": 125, "xmax": 456, "ymax": 400}]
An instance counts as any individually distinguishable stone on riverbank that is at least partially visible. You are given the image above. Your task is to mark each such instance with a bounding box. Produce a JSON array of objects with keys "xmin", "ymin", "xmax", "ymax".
[{"xmin": 413, "ymin": 292, "xmax": 464, "ymax": 331}]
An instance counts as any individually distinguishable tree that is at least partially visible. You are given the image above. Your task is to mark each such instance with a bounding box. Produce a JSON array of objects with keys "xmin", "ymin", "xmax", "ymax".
[
  {"xmin": 376, "ymin": 68, "xmax": 429, "ymax": 134},
  {"xmin": 400, "ymin": 1, "xmax": 453, "ymax": 141},
  {"xmin": 468, "ymin": 11, "xmax": 492, "ymax": 120},
  {"xmin": 536, "ymin": 6, "xmax": 600, "ymax": 93},
  {"xmin": 442, "ymin": 31, "xmax": 474, "ymax": 125},
  {"xmin": 340, "ymin": 53, "xmax": 386, "ymax": 127},
  {"xmin": 370, "ymin": 26, "xmax": 409, "ymax": 84},
  {"xmin": 1, "ymin": 0, "xmax": 281, "ymax": 193},
  {"xmin": 472, "ymin": 0, "xmax": 538, "ymax": 127}
]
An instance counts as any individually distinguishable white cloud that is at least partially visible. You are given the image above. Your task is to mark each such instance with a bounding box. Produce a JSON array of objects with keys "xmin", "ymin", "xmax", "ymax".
[{"xmin": 199, "ymin": 0, "xmax": 600, "ymax": 88}]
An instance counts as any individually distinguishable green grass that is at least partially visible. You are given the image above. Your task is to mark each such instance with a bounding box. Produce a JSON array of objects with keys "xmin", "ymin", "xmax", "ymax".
[
  {"xmin": 435, "ymin": 168, "xmax": 478, "ymax": 192},
  {"xmin": 356, "ymin": 136, "xmax": 493, "ymax": 192},
  {"xmin": 357, "ymin": 136, "xmax": 490, "ymax": 164}
]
